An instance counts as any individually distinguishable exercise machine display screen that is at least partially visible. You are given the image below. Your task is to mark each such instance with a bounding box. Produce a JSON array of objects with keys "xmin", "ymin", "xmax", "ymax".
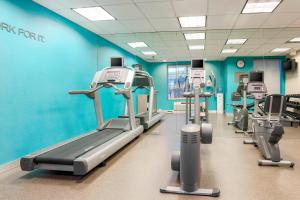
[
  {"xmin": 249, "ymin": 72, "xmax": 264, "ymax": 82},
  {"xmin": 191, "ymin": 59, "xmax": 204, "ymax": 68},
  {"xmin": 111, "ymin": 57, "xmax": 123, "ymax": 67}
]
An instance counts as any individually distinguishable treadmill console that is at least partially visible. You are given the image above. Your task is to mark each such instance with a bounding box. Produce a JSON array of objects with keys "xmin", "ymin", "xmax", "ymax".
[
  {"xmin": 247, "ymin": 82, "xmax": 267, "ymax": 99},
  {"xmin": 190, "ymin": 68, "xmax": 205, "ymax": 88},
  {"xmin": 247, "ymin": 71, "xmax": 267, "ymax": 99},
  {"xmin": 92, "ymin": 67, "xmax": 135, "ymax": 89}
]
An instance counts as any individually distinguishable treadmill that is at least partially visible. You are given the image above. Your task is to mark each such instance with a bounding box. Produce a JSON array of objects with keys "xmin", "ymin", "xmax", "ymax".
[
  {"xmin": 20, "ymin": 65, "xmax": 144, "ymax": 175},
  {"xmin": 130, "ymin": 67, "xmax": 165, "ymax": 129}
]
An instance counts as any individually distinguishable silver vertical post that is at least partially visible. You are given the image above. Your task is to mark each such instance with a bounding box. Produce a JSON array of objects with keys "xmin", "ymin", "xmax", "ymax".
[
  {"xmin": 205, "ymin": 96, "xmax": 209, "ymax": 122},
  {"xmin": 253, "ymin": 99, "xmax": 259, "ymax": 117},
  {"xmin": 278, "ymin": 96, "xmax": 284, "ymax": 119},
  {"xmin": 189, "ymin": 98, "xmax": 192, "ymax": 119},
  {"xmin": 268, "ymin": 96, "xmax": 273, "ymax": 122},
  {"xmin": 127, "ymin": 90, "xmax": 136, "ymax": 130},
  {"xmin": 124, "ymin": 101, "xmax": 128, "ymax": 116},
  {"xmin": 93, "ymin": 90, "xmax": 104, "ymax": 129},
  {"xmin": 194, "ymin": 87, "xmax": 200, "ymax": 125},
  {"xmin": 185, "ymin": 96, "xmax": 189, "ymax": 124},
  {"xmin": 243, "ymin": 90, "xmax": 247, "ymax": 109},
  {"xmin": 149, "ymin": 86, "xmax": 154, "ymax": 120}
]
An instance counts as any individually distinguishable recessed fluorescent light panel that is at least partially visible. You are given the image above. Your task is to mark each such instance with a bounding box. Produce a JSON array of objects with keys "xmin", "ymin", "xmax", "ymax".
[
  {"xmin": 189, "ymin": 45, "xmax": 205, "ymax": 50},
  {"xmin": 271, "ymin": 48, "xmax": 290, "ymax": 52},
  {"xmin": 288, "ymin": 37, "xmax": 300, "ymax": 43},
  {"xmin": 73, "ymin": 7, "xmax": 115, "ymax": 21},
  {"xmin": 142, "ymin": 51, "xmax": 157, "ymax": 55},
  {"xmin": 222, "ymin": 49, "xmax": 238, "ymax": 54},
  {"xmin": 128, "ymin": 42, "xmax": 148, "ymax": 48},
  {"xmin": 242, "ymin": 0, "xmax": 282, "ymax": 14},
  {"xmin": 226, "ymin": 39, "xmax": 247, "ymax": 45},
  {"xmin": 184, "ymin": 33, "xmax": 205, "ymax": 40},
  {"xmin": 178, "ymin": 16, "xmax": 206, "ymax": 28}
]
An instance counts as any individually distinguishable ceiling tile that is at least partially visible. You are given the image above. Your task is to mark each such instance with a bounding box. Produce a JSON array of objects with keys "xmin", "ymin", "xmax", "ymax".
[
  {"xmin": 32, "ymin": 0, "xmax": 300, "ymax": 61},
  {"xmin": 120, "ymin": 19, "xmax": 155, "ymax": 32},
  {"xmin": 172, "ymin": 0, "xmax": 207, "ymax": 16},
  {"xmin": 94, "ymin": 21, "xmax": 131, "ymax": 34},
  {"xmin": 205, "ymin": 45, "xmax": 223, "ymax": 51},
  {"xmin": 149, "ymin": 18, "xmax": 180, "ymax": 31},
  {"xmin": 207, "ymin": 15, "xmax": 239, "ymax": 29},
  {"xmin": 103, "ymin": 4, "xmax": 144, "ymax": 20},
  {"xmin": 53, "ymin": 9, "xmax": 91, "ymax": 22},
  {"xmin": 190, "ymin": 52, "xmax": 204, "ymax": 57},
  {"xmin": 289, "ymin": 17, "xmax": 300, "ymax": 26},
  {"xmin": 282, "ymin": 43, "xmax": 300, "ymax": 49},
  {"xmin": 164, "ymin": 40, "xmax": 187, "ymax": 47},
  {"xmin": 229, "ymin": 29, "xmax": 257, "ymax": 38},
  {"xmin": 33, "ymin": 0, "xmax": 64, "ymax": 10},
  {"xmin": 245, "ymin": 38, "xmax": 267, "ymax": 45},
  {"xmin": 276, "ymin": 0, "xmax": 300, "ymax": 13},
  {"xmin": 274, "ymin": 28, "xmax": 300, "ymax": 39},
  {"xmin": 137, "ymin": 1, "xmax": 175, "ymax": 18},
  {"xmin": 204, "ymin": 50, "xmax": 220, "ymax": 56},
  {"xmin": 250, "ymin": 28, "xmax": 282, "ymax": 39},
  {"xmin": 241, "ymin": 44, "xmax": 263, "ymax": 49},
  {"xmin": 159, "ymin": 32, "xmax": 185, "ymax": 41},
  {"xmin": 205, "ymin": 39, "xmax": 226, "ymax": 46},
  {"xmin": 94, "ymin": 0, "xmax": 132, "ymax": 6},
  {"xmin": 264, "ymin": 38, "xmax": 288, "ymax": 44},
  {"xmin": 135, "ymin": 33, "xmax": 163, "ymax": 43},
  {"xmin": 208, "ymin": 0, "xmax": 245, "ymax": 15},
  {"xmin": 261, "ymin": 13, "xmax": 300, "ymax": 28},
  {"xmin": 206, "ymin": 30, "xmax": 231, "ymax": 40},
  {"xmin": 58, "ymin": 0, "xmax": 98, "ymax": 9},
  {"xmin": 234, "ymin": 14, "xmax": 270, "ymax": 29}
]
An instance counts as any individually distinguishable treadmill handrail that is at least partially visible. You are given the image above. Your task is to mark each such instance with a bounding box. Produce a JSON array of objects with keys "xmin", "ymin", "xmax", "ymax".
[{"xmin": 69, "ymin": 86, "xmax": 102, "ymax": 95}]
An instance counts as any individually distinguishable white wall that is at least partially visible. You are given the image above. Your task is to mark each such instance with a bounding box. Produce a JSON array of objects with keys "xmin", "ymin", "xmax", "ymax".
[
  {"xmin": 286, "ymin": 51, "xmax": 300, "ymax": 94},
  {"xmin": 254, "ymin": 59, "xmax": 281, "ymax": 94}
]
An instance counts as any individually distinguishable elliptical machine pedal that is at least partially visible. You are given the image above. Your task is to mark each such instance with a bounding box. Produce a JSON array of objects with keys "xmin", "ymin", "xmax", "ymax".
[{"xmin": 258, "ymin": 160, "xmax": 295, "ymax": 168}]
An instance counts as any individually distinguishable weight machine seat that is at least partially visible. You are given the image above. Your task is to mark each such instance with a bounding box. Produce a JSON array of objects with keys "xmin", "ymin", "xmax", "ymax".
[
  {"xmin": 35, "ymin": 129, "xmax": 124, "ymax": 165},
  {"xmin": 264, "ymin": 94, "xmax": 287, "ymax": 114}
]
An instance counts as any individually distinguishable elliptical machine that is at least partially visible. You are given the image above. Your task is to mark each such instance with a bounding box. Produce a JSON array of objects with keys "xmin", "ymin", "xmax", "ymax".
[
  {"xmin": 244, "ymin": 71, "xmax": 298, "ymax": 167},
  {"xmin": 228, "ymin": 74, "xmax": 252, "ymax": 134},
  {"xmin": 160, "ymin": 59, "xmax": 220, "ymax": 197}
]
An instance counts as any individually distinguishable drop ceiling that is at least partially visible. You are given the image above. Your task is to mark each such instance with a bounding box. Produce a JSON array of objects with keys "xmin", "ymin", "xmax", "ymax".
[{"xmin": 33, "ymin": 0, "xmax": 300, "ymax": 62}]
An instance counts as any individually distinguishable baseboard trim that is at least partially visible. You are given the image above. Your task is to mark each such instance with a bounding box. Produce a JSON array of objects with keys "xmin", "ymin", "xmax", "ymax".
[{"xmin": 0, "ymin": 160, "xmax": 19, "ymax": 174}]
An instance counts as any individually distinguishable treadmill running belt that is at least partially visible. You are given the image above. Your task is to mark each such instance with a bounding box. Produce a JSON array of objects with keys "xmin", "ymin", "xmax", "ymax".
[{"xmin": 35, "ymin": 129, "xmax": 124, "ymax": 165}]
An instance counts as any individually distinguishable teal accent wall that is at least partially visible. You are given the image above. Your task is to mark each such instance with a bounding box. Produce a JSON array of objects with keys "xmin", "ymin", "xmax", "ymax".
[
  {"xmin": 223, "ymin": 57, "xmax": 286, "ymax": 113},
  {"xmin": 145, "ymin": 61, "xmax": 225, "ymax": 111},
  {"xmin": 146, "ymin": 57, "xmax": 285, "ymax": 113},
  {"xmin": 224, "ymin": 57, "xmax": 254, "ymax": 113},
  {"xmin": 0, "ymin": 0, "xmax": 148, "ymax": 164}
]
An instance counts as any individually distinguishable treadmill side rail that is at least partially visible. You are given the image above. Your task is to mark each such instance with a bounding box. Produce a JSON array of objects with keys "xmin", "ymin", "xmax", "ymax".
[
  {"xmin": 20, "ymin": 126, "xmax": 144, "ymax": 175},
  {"xmin": 144, "ymin": 112, "xmax": 165, "ymax": 129},
  {"xmin": 20, "ymin": 130, "xmax": 99, "ymax": 171},
  {"xmin": 73, "ymin": 125, "xmax": 144, "ymax": 175}
]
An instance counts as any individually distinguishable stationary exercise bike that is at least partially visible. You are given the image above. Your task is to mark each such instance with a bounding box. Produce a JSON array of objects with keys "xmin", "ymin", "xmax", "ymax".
[{"xmin": 244, "ymin": 71, "xmax": 299, "ymax": 167}]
